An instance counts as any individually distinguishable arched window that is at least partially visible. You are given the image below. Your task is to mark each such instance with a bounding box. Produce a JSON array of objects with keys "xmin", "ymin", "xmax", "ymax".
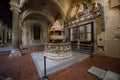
[{"xmin": 33, "ymin": 26, "xmax": 40, "ymax": 40}]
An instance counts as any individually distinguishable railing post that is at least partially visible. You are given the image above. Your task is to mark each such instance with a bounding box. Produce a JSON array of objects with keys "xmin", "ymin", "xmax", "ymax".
[{"xmin": 42, "ymin": 56, "xmax": 49, "ymax": 80}]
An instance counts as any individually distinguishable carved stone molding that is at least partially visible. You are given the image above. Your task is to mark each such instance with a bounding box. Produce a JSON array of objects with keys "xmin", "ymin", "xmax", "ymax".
[
  {"xmin": 10, "ymin": 2, "xmax": 21, "ymax": 13},
  {"xmin": 44, "ymin": 43, "xmax": 72, "ymax": 60}
]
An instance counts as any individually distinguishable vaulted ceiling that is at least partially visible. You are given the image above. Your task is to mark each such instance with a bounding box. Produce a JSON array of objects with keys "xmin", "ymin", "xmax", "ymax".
[
  {"xmin": 21, "ymin": 0, "xmax": 71, "ymax": 27},
  {"xmin": 0, "ymin": 0, "xmax": 92, "ymax": 28}
]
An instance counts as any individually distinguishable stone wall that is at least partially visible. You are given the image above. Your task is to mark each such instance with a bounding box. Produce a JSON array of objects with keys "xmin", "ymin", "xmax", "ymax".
[{"xmin": 96, "ymin": 0, "xmax": 120, "ymax": 58}]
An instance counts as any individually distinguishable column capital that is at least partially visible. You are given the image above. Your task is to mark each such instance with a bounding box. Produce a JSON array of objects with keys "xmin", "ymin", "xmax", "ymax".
[{"xmin": 10, "ymin": 2, "xmax": 21, "ymax": 13}]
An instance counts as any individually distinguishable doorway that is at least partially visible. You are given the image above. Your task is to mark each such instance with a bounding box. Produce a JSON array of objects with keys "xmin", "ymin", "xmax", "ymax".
[{"xmin": 33, "ymin": 26, "xmax": 40, "ymax": 40}]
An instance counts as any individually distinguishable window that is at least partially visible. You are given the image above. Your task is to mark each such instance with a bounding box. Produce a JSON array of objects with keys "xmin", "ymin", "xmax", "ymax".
[
  {"xmin": 68, "ymin": 22, "xmax": 94, "ymax": 52},
  {"xmin": 68, "ymin": 22, "xmax": 93, "ymax": 43},
  {"xmin": 79, "ymin": 23, "xmax": 92, "ymax": 42},
  {"xmin": 70, "ymin": 27, "xmax": 78, "ymax": 41}
]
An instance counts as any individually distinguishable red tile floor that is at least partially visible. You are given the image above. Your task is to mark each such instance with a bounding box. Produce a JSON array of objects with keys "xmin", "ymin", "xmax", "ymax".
[{"xmin": 0, "ymin": 44, "xmax": 120, "ymax": 80}]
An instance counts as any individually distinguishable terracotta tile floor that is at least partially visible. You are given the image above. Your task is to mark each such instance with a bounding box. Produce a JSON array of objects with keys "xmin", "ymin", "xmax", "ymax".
[
  {"xmin": 48, "ymin": 55, "xmax": 120, "ymax": 80},
  {"xmin": 0, "ymin": 44, "xmax": 120, "ymax": 80},
  {"xmin": 0, "ymin": 51, "xmax": 40, "ymax": 80}
]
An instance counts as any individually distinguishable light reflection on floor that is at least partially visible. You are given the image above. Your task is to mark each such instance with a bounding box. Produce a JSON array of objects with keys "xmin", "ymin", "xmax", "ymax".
[{"xmin": 0, "ymin": 47, "xmax": 13, "ymax": 51}]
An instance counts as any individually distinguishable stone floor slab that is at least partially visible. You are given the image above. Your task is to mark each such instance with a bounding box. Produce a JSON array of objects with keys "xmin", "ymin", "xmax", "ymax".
[
  {"xmin": 103, "ymin": 71, "xmax": 120, "ymax": 80},
  {"xmin": 31, "ymin": 51, "xmax": 90, "ymax": 77},
  {"xmin": 88, "ymin": 66, "xmax": 107, "ymax": 79},
  {"xmin": 0, "ymin": 47, "xmax": 13, "ymax": 51}
]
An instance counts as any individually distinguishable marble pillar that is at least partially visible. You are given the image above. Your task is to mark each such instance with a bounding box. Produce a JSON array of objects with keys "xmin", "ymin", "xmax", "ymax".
[{"xmin": 9, "ymin": 3, "xmax": 22, "ymax": 57}]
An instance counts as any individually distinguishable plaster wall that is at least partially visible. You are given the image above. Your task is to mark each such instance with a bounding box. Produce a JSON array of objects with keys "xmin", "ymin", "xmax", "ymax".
[{"xmin": 97, "ymin": 0, "xmax": 120, "ymax": 58}]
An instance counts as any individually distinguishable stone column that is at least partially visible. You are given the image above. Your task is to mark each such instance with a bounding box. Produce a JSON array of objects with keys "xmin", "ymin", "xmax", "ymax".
[
  {"xmin": 9, "ymin": 2, "xmax": 22, "ymax": 57},
  {"xmin": 4, "ymin": 26, "xmax": 8, "ymax": 43},
  {"xmin": 6, "ymin": 29, "xmax": 9, "ymax": 43},
  {"xmin": 19, "ymin": 16, "xmax": 23, "ymax": 48},
  {"xmin": 2, "ymin": 27, "xmax": 5, "ymax": 44}
]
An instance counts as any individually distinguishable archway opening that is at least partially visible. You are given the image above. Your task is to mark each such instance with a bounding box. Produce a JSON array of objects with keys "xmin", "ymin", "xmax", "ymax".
[{"xmin": 33, "ymin": 26, "xmax": 40, "ymax": 40}]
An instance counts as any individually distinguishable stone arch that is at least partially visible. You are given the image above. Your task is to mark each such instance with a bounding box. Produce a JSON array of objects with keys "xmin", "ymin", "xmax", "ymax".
[
  {"xmin": 21, "ymin": 10, "xmax": 55, "ymax": 24},
  {"xmin": 20, "ymin": 0, "xmax": 66, "ymax": 19},
  {"xmin": 22, "ymin": 20, "xmax": 48, "ymax": 46}
]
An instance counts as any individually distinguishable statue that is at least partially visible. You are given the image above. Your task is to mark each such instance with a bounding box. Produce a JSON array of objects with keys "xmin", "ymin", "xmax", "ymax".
[
  {"xmin": 75, "ymin": 3, "xmax": 88, "ymax": 19},
  {"xmin": 93, "ymin": 1, "xmax": 102, "ymax": 16}
]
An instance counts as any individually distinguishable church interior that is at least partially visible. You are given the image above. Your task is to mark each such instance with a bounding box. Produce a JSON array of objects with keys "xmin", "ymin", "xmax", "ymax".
[{"xmin": 0, "ymin": 0, "xmax": 120, "ymax": 80}]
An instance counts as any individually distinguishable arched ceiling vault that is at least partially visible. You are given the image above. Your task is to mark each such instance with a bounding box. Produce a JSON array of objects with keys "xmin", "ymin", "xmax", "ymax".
[
  {"xmin": 21, "ymin": 0, "xmax": 93, "ymax": 29},
  {"xmin": 19, "ymin": 0, "xmax": 71, "ymax": 25},
  {"xmin": 24, "ymin": 13, "xmax": 50, "ymax": 23},
  {"xmin": 22, "ymin": 11, "xmax": 54, "ymax": 24},
  {"xmin": 23, "ymin": 20, "xmax": 47, "ymax": 29},
  {"xmin": 20, "ymin": 0, "xmax": 71, "ymax": 27}
]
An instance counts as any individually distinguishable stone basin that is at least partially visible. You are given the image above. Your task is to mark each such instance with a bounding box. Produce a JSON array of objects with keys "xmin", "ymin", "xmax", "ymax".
[{"xmin": 44, "ymin": 43, "xmax": 72, "ymax": 60}]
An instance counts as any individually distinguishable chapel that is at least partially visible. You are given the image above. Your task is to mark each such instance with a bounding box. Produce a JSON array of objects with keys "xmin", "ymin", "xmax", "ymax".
[{"xmin": 0, "ymin": 0, "xmax": 120, "ymax": 80}]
